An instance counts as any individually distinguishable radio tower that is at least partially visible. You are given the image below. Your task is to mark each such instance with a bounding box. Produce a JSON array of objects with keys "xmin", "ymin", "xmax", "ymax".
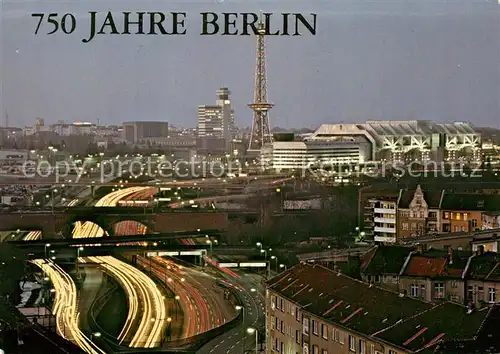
[{"xmin": 247, "ymin": 21, "xmax": 273, "ymax": 153}]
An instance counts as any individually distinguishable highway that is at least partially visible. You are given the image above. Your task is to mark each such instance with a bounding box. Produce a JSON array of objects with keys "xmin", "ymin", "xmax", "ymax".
[
  {"xmin": 136, "ymin": 255, "xmax": 237, "ymax": 339},
  {"xmin": 197, "ymin": 268, "xmax": 266, "ymax": 354},
  {"xmin": 32, "ymin": 259, "xmax": 106, "ymax": 354},
  {"xmin": 73, "ymin": 187, "xmax": 169, "ymax": 349}
]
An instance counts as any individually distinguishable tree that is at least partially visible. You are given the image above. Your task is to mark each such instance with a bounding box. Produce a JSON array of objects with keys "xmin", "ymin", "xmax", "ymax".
[{"xmin": 0, "ymin": 243, "xmax": 26, "ymax": 299}]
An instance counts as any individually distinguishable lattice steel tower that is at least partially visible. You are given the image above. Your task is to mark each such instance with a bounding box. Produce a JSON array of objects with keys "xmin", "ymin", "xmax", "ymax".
[{"xmin": 247, "ymin": 21, "xmax": 273, "ymax": 153}]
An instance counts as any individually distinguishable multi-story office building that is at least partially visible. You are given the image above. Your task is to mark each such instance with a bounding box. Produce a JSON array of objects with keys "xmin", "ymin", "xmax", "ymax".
[
  {"xmin": 267, "ymin": 262, "xmax": 496, "ymax": 354},
  {"xmin": 197, "ymin": 88, "xmax": 235, "ymax": 152},
  {"xmin": 122, "ymin": 121, "xmax": 169, "ymax": 144}
]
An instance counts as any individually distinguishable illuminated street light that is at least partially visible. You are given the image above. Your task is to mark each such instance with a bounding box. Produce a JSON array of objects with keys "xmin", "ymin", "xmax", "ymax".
[
  {"xmin": 235, "ymin": 306, "xmax": 245, "ymax": 352},
  {"xmin": 247, "ymin": 327, "xmax": 258, "ymax": 354}
]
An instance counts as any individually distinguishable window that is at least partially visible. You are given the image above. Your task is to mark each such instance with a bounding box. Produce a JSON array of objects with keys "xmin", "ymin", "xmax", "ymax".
[
  {"xmin": 312, "ymin": 345, "xmax": 319, "ymax": 354},
  {"xmin": 392, "ymin": 276, "xmax": 398, "ymax": 284},
  {"xmin": 333, "ymin": 328, "xmax": 339, "ymax": 342},
  {"xmin": 411, "ymin": 223, "xmax": 416, "ymax": 230},
  {"xmin": 271, "ymin": 316, "xmax": 275, "ymax": 329},
  {"xmin": 359, "ymin": 339, "xmax": 366, "ymax": 354},
  {"xmin": 389, "ymin": 350, "xmax": 397, "ymax": 354},
  {"xmin": 312, "ymin": 319, "xmax": 318, "ymax": 335},
  {"xmin": 489, "ymin": 288, "xmax": 496, "ymax": 303},
  {"xmin": 296, "ymin": 309, "xmax": 301, "ymax": 322},
  {"xmin": 434, "ymin": 283, "xmax": 444, "ymax": 299},
  {"xmin": 478, "ymin": 286, "xmax": 484, "ymax": 301},
  {"xmin": 451, "ymin": 280, "xmax": 458, "ymax": 288},
  {"xmin": 281, "ymin": 342, "xmax": 285, "ymax": 353},
  {"xmin": 271, "ymin": 296, "xmax": 276, "ymax": 309},
  {"xmin": 280, "ymin": 320, "xmax": 284, "ymax": 333},
  {"xmin": 420, "ymin": 284, "xmax": 426, "ymax": 298},
  {"xmin": 472, "ymin": 219, "xmax": 478, "ymax": 227},
  {"xmin": 348, "ymin": 335, "xmax": 356, "ymax": 352},
  {"xmin": 402, "ymin": 223, "xmax": 409, "ymax": 230},
  {"xmin": 464, "ymin": 213, "xmax": 468, "ymax": 221},
  {"xmin": 291, "ymin": 306, "xmax": 295, "ymax": 316},
  {"xmin": 302, "ymin": 318, "xmax": 309, "ymax": 335},
  {"xmin": 456, "ymin": 213, "xmax": 461, "ymax": 220},
  {"xmin": 295, "ymin": 330, "xmax": 300, "ymax": 344},
  {"xmin": 410, "ymin": 284, "xmax": 419, "ymax": 297},
  {"xmin": 444, "ymin": 212, "xmax": 449, "ymax": 219},
  {"xmin": 321, "ymin": 323, "xmax": 328, "ymax": 339},
  {"xmin": 280, "ymin": 298, "xmax": 284, "ymax": 312},
  {"xmin": 322, "ymin": 350, "xmax": 328, "ymax": 354},
  {"xmin": 468, "ymin": 286, "xmax": 473, "ymax": 301},
  {"xmin": 339, "ymin": 330, "xmax": 345, "ymax": 344}
]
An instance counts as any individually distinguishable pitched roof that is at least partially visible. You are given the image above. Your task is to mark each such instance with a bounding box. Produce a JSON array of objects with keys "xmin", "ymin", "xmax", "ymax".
[
  {"xmin": 440, "ymin": 193, "xmax": 500, "ymax": 212},
  {"xmin": 360, "ymin": 245, "xmax": 412, "ymax": 275},
  {"xmin": 267, "ymin": 263, "xmax": 489, "ymax": 353},
  {"xmin": 398, "ymin": 189, "xmax": 443, "ymax": 209},
  {"xmin": 467, "ymin": 252, "xmax": 500, "ymax": 281},
  {"xmin": 402, "ymin": 249, "xmax": 471, "ymax": 279}
]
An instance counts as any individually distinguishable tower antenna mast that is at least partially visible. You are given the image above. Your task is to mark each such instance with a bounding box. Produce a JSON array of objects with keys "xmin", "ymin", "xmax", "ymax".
[{"xmin": 247, "ymin": 18, "xmax": 273, "ymax": 153}]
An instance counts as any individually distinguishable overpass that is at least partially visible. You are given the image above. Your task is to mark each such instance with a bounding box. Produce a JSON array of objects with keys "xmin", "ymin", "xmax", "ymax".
[
  {"xmin": 0, "ymin": 207, "xmax": 319, "ymax": 238},
  {"xmin": 0, "ymin": 209, "xmax": 229, "ymax": 238}
]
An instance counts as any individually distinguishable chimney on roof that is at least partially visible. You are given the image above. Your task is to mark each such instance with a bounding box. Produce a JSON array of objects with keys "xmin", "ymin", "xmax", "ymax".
[{"xmin": 448, "ymin": 247, "xmax": 453, "ymax": 265}]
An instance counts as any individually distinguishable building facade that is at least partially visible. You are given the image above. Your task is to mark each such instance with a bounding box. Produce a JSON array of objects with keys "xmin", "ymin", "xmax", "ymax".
[
  {"xmin": 122, "ymin": 121, "xmax": 169, "ymax": 144},
  {"xmin": 197, "ymin": 88, "xmax": 236, "ymax": 152},
  {"xmin": 267, "ymin": 262, "xmax": 493, "ymax": 354},
  {"xmin": 261, "ymin": 120, "xmax": 481, "ymax": 171}
]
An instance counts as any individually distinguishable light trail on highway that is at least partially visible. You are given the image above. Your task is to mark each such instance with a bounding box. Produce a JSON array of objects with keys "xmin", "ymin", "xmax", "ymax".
[
  {"xmin": 31, "ymin": 259, "xmax": 106, "ymax": 354},
  {"xmin": 136, "ymin": 256, "xmax": 235, "ymax": 338},
  {"xmin": 72, "ymin": 187, "xmax": 168, "ymax": 348}
]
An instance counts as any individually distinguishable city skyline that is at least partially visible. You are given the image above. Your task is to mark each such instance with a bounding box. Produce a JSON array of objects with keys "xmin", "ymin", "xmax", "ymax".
[{"xmin": 1, "ymin": 0, "xmax": 499, "ymax": 129}]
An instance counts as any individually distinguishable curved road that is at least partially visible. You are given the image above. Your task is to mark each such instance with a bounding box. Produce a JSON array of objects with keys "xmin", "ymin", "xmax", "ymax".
[{"xmin": 197, "ymin": 269, "xmax": 266, "ymax": 354}]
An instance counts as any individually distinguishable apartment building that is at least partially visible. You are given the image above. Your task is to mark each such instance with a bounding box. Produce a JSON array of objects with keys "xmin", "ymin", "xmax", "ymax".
[
  {"xmin": 366, "ymin": 197, "xmax": 398, "ymax": 243},
  {"xmin": 266, "ymin": 263, "xmax": 494, "ymax": 354},
  {"xmin": 364, "ymin": 185, "xmax": 500, "ymax": 244}
]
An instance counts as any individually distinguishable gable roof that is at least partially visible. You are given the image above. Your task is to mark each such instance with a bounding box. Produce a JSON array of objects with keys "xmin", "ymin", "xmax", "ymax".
[
  {"xmin": 361, "ymin": 245, "xmax": 412, "ymax": 275},
  {"xmin": 467, "ymin": 252, "xmax": 500, "ymax": 281},
  {"xmin": 398, "ymin": 189, "xmax": 443, "ymax": 209},
  {"xmin": 267, "ymin": 263, "xmax": 489, "ymax": 353},
  {"xmin": 402, "ymin": 249, "xmax": 471, "ymax": 279}
]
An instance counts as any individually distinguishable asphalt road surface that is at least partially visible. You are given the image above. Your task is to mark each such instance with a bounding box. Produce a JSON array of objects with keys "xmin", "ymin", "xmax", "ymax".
[{"xmin": 197, "ymin": 270, "xmax": 266, "ymax": 354}]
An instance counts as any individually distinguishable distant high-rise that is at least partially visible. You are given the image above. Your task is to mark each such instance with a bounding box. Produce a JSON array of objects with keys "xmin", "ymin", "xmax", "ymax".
[
  {"xmin": 197, "ymin": 88, "xmax": 235, "ymax": 151},
  {"xmin": 122, "ymin": 121, "xmax": 169, "ymax": 144}
]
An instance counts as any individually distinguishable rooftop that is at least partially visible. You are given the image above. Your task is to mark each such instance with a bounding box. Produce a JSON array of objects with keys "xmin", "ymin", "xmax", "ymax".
[
  {"xmin": 440, "ymin": 193, "xmax": 500, "ymax": 212},
  {"xmin": 402, "ymin": 249, "xmax": 471, "ymax": 279},
  {"xmin": 398, "ymin": 189, "xmax": 443, "ymax": 209},
  {"xmin": 267, "ymin": 263, "xmax": 490, "ymax": 353},
  {"xmin": 467, "ymin": 252, "xmax": 500, "ymax": 282},
  {"xmin": 360, "ymin": 245, "xmax": 412, "ymax": 275}
]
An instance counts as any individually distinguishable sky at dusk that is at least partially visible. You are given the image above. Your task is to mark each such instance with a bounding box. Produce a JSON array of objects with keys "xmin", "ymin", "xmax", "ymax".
[{"xmin": 1, "ymin": 0, "xmax": 499, "ymax": 129}]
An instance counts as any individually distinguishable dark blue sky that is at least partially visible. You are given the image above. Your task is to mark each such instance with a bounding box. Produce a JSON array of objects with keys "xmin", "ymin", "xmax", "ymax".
[{"xmin": 1, "ymin": 0, "xmax": 499, "ymax": 129}]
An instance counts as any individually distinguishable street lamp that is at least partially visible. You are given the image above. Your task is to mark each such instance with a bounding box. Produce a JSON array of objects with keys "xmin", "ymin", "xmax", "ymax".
[
  {"xmin": 206, "ymin": 239, "xmax": 212, "ymax": 256},
  {"xmin": 260, "ymin": 249, "xmax": 267, "ymax": 260},
  {"xmin": 271, "ymin": 255, "xmax": 278, "ymax": 273},
  {"xmin": 279, "ymin": 264, "xmax": 287, "ymax": 271},
  {"xmin": 247, "ymin": 327, "xmax": 258, "ymax": 354},
  {"xmin": 256, "ymin": 242, "xmax": 262, "ymax": 252},
  {"xmin": 90, "ymin": 332, "xmax": 101, "ymax": 341},
  {"xmin": 77, "ymin": 247, "xmax": 84, "ymax": 279},
  {"xmin": 44, "ymin": 243, "xmax": 51, "ymax": 259},
  {"xmin": 235, "ymin": 306, "xmax": 245, "ymax": 353}
]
